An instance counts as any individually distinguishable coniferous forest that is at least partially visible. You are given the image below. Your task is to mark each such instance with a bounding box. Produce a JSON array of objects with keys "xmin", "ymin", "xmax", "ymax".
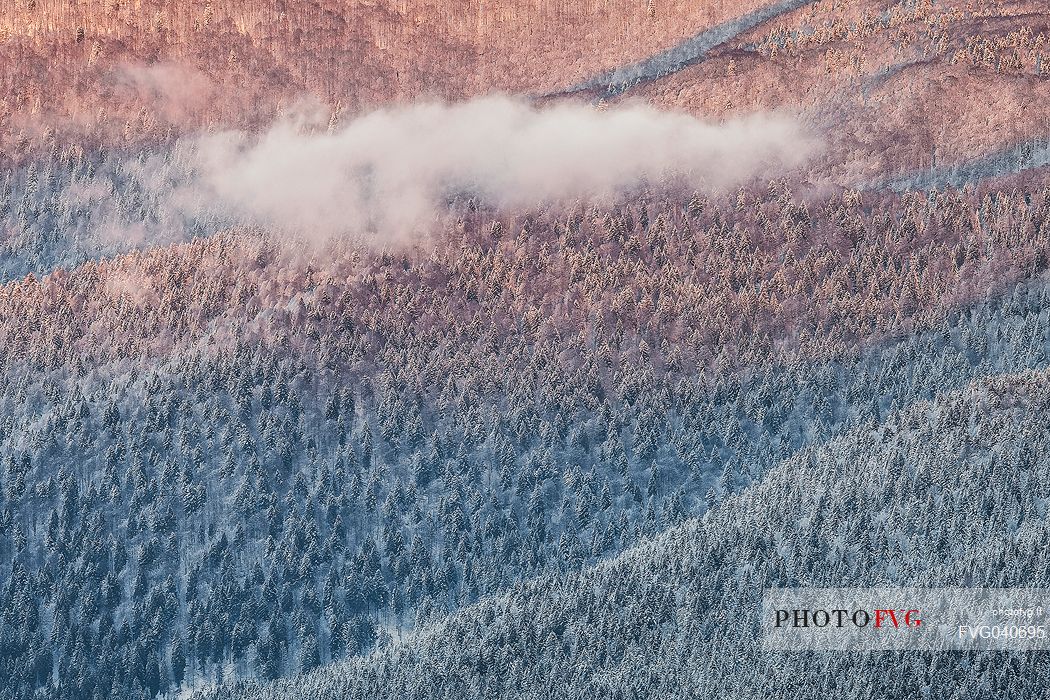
[{"xmin": 3, "ymin": 1, "xmax": 1050, "ymax": 699}]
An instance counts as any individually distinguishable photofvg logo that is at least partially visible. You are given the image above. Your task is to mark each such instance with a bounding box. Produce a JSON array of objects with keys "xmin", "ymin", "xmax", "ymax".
[
  {"xmin": 762, "ymin": 589, "xmax": 1050, "ymax": 651},
  {"xmin": 774, "ymin": 607, "xmax": 922, "ymax": 630}
]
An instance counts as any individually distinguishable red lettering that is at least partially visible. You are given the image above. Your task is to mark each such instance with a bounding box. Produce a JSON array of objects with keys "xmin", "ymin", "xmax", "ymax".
[{"xmin": 874, "ymin": 609, "xmax": 899, "ymax": 628}]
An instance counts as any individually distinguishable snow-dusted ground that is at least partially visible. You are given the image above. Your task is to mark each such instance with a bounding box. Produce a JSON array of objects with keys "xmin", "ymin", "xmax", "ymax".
[{"xmin": 554, "ymin": 0, "xmax": 816, "ymax": 97}]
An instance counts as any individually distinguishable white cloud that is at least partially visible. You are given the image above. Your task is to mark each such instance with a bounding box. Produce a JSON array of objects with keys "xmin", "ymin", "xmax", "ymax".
[{"xmin": 188, "ymin": 95, "xmax": 819, "ymax": 241}]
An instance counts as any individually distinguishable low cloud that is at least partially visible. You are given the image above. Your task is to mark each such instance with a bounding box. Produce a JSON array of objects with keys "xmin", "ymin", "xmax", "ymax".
[
  {"xmin": 27, "ymin": 96, "xmax": 818, "ymax": 270},
  {"xmin": 189, "ymin": 96, "xmax": 819, "ymax": 241},
  {"xmin": 111, "ymin": 62, "xmax": 216, "ymax": 121}
]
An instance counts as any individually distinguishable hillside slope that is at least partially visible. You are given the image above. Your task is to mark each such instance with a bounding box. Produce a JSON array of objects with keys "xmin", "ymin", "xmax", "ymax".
[
  {"xmin": 1, "ymin": 0, "xmax": 771, "ymax": 156},
  {"xmin": 623, "ymin": 0, "xmax": 1050, "ymax": 183},
  {"xmin": 190, "ymin": 364, "xmax": 1050, "ymax": 699}
]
